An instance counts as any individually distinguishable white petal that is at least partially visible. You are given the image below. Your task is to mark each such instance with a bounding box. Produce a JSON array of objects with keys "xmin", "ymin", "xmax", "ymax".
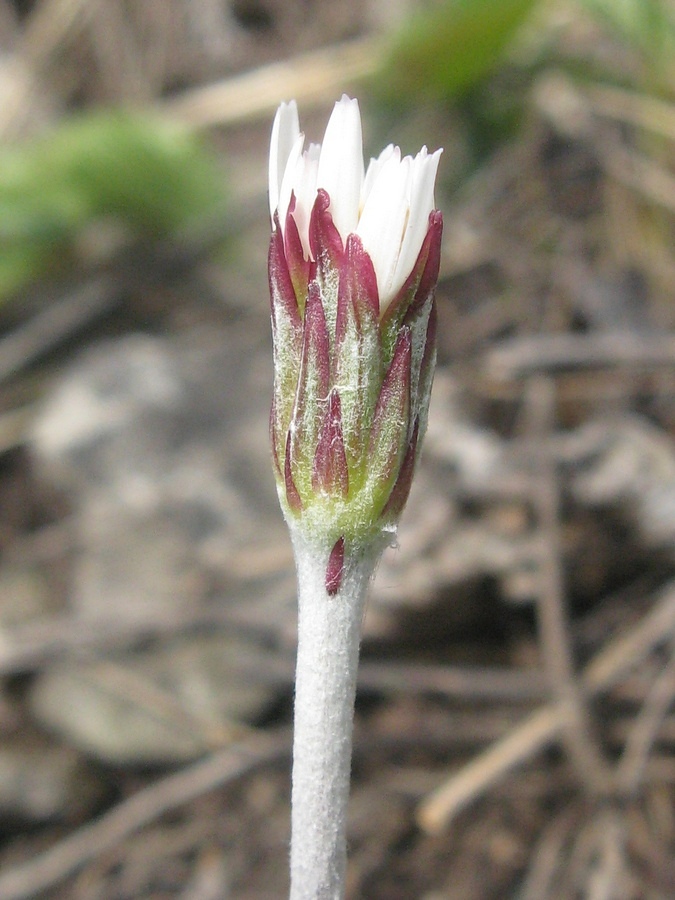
[
  {"xmin": 316, "ymin": 95, "xmax": 364, "ymax": 244},
  {"xmin": 269, "ymin": 100, "xmax": 300, "ymax": 221},
  {"xmin": 356, "ymin": 153, "xmax": 411, "ymax": 307},
  {"xmin": 390, "ymin": 147, "xmax": 442, "ymax": 298},
  {"xmin": 277, "ymin": 132, "xmax": 305, "ymax": 234},
  {"xmin": 361, "ymin": 144, "xmax": 397, "ymax": 212},
  {"xmin": 291, "ymin": 143, "xmax": 320, "ymax": 258}
]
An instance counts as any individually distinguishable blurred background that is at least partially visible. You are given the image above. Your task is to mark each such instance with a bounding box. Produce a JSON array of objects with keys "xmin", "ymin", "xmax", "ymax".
[{"xmin": 1, "ymin": 0, "xmax": 675, "ymax": 897}]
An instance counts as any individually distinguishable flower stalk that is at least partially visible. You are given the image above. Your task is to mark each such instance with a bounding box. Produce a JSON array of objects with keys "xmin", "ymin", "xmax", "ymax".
[
  {"xmin": 290, "ymin": 534, "xmax": 381, "ymax": 900},
  {"xmin": 268, "ymin": 95, "xmax": 442, "ymax": 899}
]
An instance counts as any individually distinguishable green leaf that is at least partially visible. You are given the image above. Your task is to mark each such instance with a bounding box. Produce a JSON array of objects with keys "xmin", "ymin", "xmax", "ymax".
[
  {"xmin": 40, "ymin": 111, "xmax": 227, "ymax": 235},
  {"xmin": 0, "ymin": 110, "xmax": 228, "ymax": 300},
  {"xmin": 377, "ymin": 0, "xmax": 541, "ymax": 104},
  {"xmin": 578, "ymin": 0, "xmax": 675, "ymax": 93}
]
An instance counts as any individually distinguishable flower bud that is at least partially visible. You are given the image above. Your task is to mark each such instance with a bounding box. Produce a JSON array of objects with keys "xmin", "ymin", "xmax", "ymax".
[{"xmin": 269, "ymin": 96, "xmax": 442, "ymax": 588}]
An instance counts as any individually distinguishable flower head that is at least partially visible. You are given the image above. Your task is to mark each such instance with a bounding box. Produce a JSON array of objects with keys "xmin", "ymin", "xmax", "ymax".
[
  {"xmin": 269, "ymin": 95, "xmax": 441, "ymax": 311},
  {"xmin": 269, "ymin": 96, "xmax": 443, "ymax": 591}
]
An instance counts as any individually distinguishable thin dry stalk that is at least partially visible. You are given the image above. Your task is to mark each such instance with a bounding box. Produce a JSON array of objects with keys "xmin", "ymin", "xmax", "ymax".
[
  {"xmin": 163, "ymin": 36, "xmax": 384, "ymax": 130},
  {"xmin": 0, "ymin": 0, "xmax": 99, "ymax": 138},
  {"xmin": 586, "ymin": 810, "xmax": 629, "ymax": 900},
  {"xmin": 588, "ymin": 83, "xmax": 675, "ymax": 145},
  {"xmin": 0, "ymin": 730, "xmax": 288, "ymax": 900},
  {"xmin": 417, "ymin": 580, "xmax": 675, "ymax": 834},
  {"xmin": 525, "ymin": 375, "xmax": 612, "ymax": 795},
  {"xmin": 519, "ymin": 806, "xmax": 582, "ymax": 900},
  {"xmin": 616, "ymin": 642, "xmax": 675, "ymax": 797},
  {"xmin": 485, "ymin": 331, "xmax": 675, "ymax": 380}
]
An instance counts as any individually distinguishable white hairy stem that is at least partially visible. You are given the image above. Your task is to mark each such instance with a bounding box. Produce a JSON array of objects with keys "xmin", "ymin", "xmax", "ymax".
[{"xmin": 289, "ymin": 532, "xmax": 381, "ymax": 900}]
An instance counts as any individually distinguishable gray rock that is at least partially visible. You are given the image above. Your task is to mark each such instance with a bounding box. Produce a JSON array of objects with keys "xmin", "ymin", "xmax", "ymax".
[
  {"xmin": 0, "ymin": 740, "xmax": 100, "ymax": 821},
  {"xmin": 29, "ymin": 327, "xmax": 285, "ymax": 624},
  {"xmin": 30, "ymin": 632, "xmax": 279, "ymax": 765}
]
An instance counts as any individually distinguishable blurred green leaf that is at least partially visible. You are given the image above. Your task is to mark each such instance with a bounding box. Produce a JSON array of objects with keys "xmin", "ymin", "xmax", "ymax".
[
  {"xmin": 579, "ymin": 0, "xmax": 675, "ymax": 93},
  {"xmin": 377, "ymin": 0, "xmax": 540, "ymax": 105},
  {"xmin": 0, "ymin": 246, "xmax": 59, "ymax": 299},
  {"xmin": 0, "ymin": 111, "xmax": 227, "ymax": 300},
  {"xmin": 41, "ymin": 111, "xmax": 227, "ymax": 234},
  {"xmin": 0, "ymin": 146, "xmax": 88, "ymax": 242}
]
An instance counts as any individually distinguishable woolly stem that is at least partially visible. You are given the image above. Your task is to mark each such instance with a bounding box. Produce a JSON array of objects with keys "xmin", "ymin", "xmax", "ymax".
[{"xmin": 289, "ymin": 532, "xmax": 382, "ymax": 900}]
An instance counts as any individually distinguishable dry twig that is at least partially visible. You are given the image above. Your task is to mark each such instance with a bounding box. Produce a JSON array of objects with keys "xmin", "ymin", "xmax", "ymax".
[
  {"xmin": 0, "ymin": 730, "xmax": 289, "ymax": 900},
  {"xmin": 485, "ymin": 332, "xmax": 675, "ymax": 381},
  {"xmin": 525, "ymin": 375, "xmax": 611, "ymax": 795},
  {"xmin": 163, "ymin": 36, "xmax": 384, "ymax": 130},
  {"xmin": 616, "ymin": 641, "xmax": 675, "ymax": 797},
  {"xmin": 417, "ymin": 579, "xmax": 675, "ymax": 833},
  {"xmin": 0, "ymin": 0, "xmax": 99, "ymax": 138}
]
